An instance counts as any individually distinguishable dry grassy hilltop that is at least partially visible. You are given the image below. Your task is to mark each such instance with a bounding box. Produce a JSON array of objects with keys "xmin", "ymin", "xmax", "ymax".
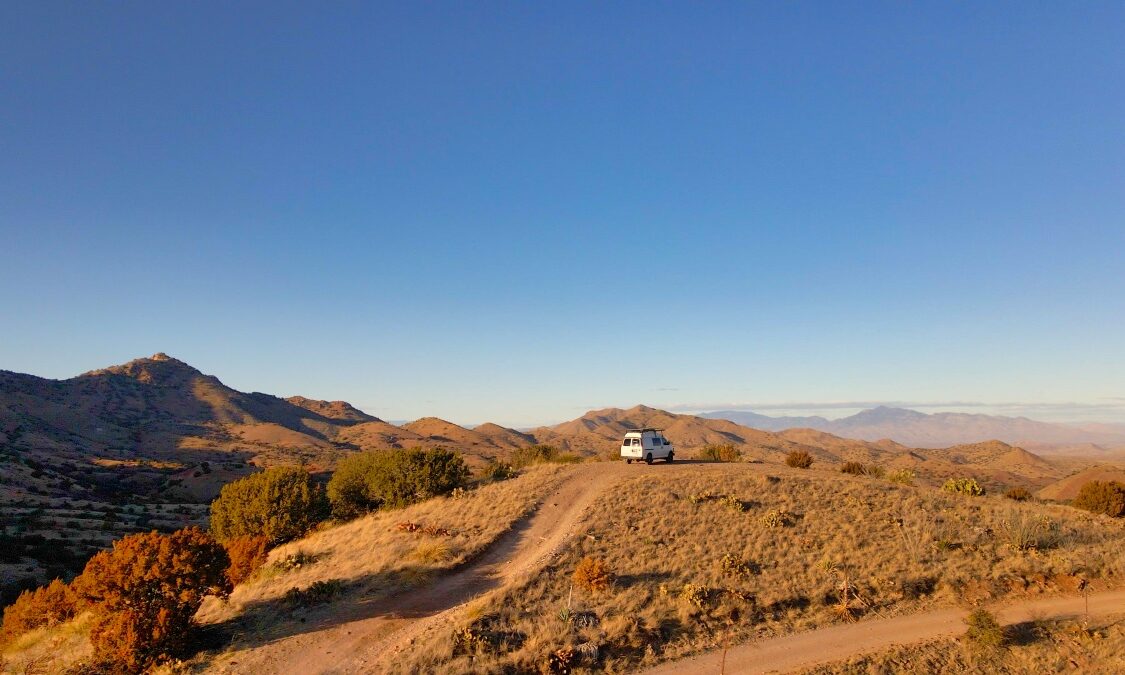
[
  {"xmin": 3, "ymin": 354, "xmax": 1124, "ymax": 673},
  {"xmin": 5, "ymin": 458, "xmax": 1123, "ymax": 674}
]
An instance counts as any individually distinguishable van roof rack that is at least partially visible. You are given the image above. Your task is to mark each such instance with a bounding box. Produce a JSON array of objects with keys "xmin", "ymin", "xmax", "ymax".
[{"xmin": 625, "ymin": 427, "xmax": 663, "ymax": 433}]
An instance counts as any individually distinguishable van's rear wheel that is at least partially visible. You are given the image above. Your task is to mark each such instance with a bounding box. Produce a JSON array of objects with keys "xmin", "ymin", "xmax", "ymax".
[
  {"xmin": 666, "ymin": 451, "xmax": 674, "ymax": 463},
  {"xmin": 645, "ymin": 454, "xmax": 653, "ymax": 465},
  {"xmin": 625, "ymin": 458, "xmax": 632, "ymax": 464}
]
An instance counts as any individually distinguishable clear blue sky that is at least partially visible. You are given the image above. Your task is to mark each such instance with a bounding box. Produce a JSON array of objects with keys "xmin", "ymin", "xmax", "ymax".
[{"xmin": 2, "ymin": 2, "xmax": 1124, "ymax": 427}]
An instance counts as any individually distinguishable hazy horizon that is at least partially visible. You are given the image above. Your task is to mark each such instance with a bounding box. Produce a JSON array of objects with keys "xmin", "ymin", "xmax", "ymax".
[{"xmin": 3, "ymin": 3, "xmax": 1123, "ymax": 428}]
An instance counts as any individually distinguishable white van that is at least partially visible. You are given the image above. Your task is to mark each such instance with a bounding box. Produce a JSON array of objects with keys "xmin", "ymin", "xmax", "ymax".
[{"xmin": 620, "ymin": 428, "xmax": 674, "ymax": 464}]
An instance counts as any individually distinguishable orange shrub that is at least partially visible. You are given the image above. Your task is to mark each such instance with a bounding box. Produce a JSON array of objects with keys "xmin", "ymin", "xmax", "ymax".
[
  {"xmin": 1073, "ymin": 481, "xmax": 1125, "ymax": 517},
  {"xmin": 785, "ymin": 450, "xmax": 813, "ymax": 469},
  {"xmin": 573, "ymin": 556, "xmax": 614, "ymax": 593},
  {"xmin": 72, "ymin": 527, "xmax": 231, "ymax": 672},
  {"xmin": 223, "ymin": 534, "xmax": 271, "ymax": 585},
  {"xmin": 0, "ymin": 579, "xmax": 77, "ymax": 645}
]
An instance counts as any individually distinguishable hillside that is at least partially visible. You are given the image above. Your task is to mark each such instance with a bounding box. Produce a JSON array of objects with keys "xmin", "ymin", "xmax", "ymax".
[
  {"xmin": 0, "ymin": 354, "xmax": 1096, "ymax": 612},
  {"xmin": 12, "ymin": 461, "xmax": 1119, "ymax": 675},
  {"xmin": 702, "ymin": 406, "xmax": 1125, "ymax": 448},
  {"xmin": 1037, "ymin": 465, "xmax": 1125, "ymax": 501}
]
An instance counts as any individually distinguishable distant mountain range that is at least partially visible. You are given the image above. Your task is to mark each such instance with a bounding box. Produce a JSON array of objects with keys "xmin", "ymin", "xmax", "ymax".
[
  {"xmin": 3, "ymin": 353, "xmax": 1122, "ymax": 511},
  {"xmin": 699, "ymin": 406, "xmax": 1125, "ymax": 449},
  {"xmin": 4, "ymin": 353, "xmax": 1121, "ymax": 603}
]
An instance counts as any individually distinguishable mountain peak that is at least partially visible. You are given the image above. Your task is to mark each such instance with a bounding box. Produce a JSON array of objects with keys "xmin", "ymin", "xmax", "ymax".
[{"xmin": 84, "ymin": 353, "xmax": 205, "ymax": 385}]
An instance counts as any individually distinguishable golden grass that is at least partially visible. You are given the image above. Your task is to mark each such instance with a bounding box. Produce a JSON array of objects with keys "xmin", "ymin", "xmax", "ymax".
[
  {"xmin": 804, "ymin": 612, "xmax": 1125, "ymax": 674},
  {"xmin": 197, "ymin": 463, "xmax": 575, "ymax": 626},
  {"xmin": 0, "ymin": 611, "xmax": 95, "ymax": 673},
  {"xmin": 390, "ymin": 465, "xmax": 1125, "ymax": 674}
]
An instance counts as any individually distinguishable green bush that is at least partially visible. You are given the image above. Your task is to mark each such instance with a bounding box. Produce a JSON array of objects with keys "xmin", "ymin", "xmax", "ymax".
[
  {"xmin": 508, "ymin": 444, "xmax": 559, "ymax": 468},
  {"xmin": 785, "ymin": 450, "xmax": 813, "ymax": 469},
  {"xmin": 964, "ymin": 608, "xmax": 1005, "ymax": 648},
  {"xmin": 700, "ymin": 444, "xmax": 741, "ymax": 462},
  {"xmin": 482, "ymin": 461, "xmax": 517, "ymax": 482},
  {"xmin": 1072, "ymin": 480, "xmax": 1125, "ymax": 517},
  {"xmin": 327, "ymin": 447, "xmax": 469, "ymax": 520},
  {"xmin": 943, "ymin": 478, "xmax": 985, "ymax": 496},
  {"xmin": 209, "ymin": 466, "xmax": 329, "ymax": 545}
]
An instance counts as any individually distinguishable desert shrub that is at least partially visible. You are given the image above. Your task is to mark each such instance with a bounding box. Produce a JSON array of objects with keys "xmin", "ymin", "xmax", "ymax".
[
  {"xmin": 483, "ymin": 461, "xmax": 518, "ymax": 482},
  {"xmin": 1000, "ymin": 512, "xmax": 1061, "ymax": 552},
  {"xmin": 721, "ymin": 494, "xmax": 746, "ymax": 512},
  {"xmin": 1072, "ymin": 480, "xmax": 1125, "ymax": 517},
  {"xmin": 223, "ymin": 534, "xmax": 270, "ymax": 585},
  {"xmin": 887, "ymin": 468, "xmax": 916, "ymax": 485},
  {"xmin": 274, "ymin": 550, "xmax": 318, "ymax": 572},
  {"xmin": 1004, "ymin": 486, "xmax": 1033, "ymax": 502},
  {"xmin": 573, "ymin": 557, "xmax": 614, "ymax": 593},
  {"xmin": 0, "ymin": 579, "xmax": 77, "ymax": 645},
  {"xmin": 840, "ymin": 461, "xmax": 866, "ymax": 475},
  {"xmin": 864, "ymin": 465, "xmax": 885, "ymax": 478},
  {"xmin": 759, "ymin": 509, "xmax": 794, "ymax": 528},
  {"xmin": 327, "ymin": 447, "xmax": 470, "ymax": 519},
  {"xmin": 71, "ymin": 527, "xmax": 231, "ymax": 672},
  {"xmin": 209, "ymin": 466, "xmax": 329, "ymax": 545},
  {"xmin": 785, "ymin": 450, "xmax": 813, "ymax": 469},
  {"xmin": 719, "ymin": 553, "xmax": 757, "ymax": 579},
  {"xmin": 699, "ymin": 443, "xmax": 741, "ymax": 462},
  {"xmin": 943, "ymin": 478, "xmax": 985, "ymax": 496},
  {"xmin": 544, "ymin": 646, "xmax": 576, "ymax": 674},
  {"xmin": 679, "ymin": 583, "xmax": 711, "ymax": 610},
  {"xmin": 964, "ymin": 608, "xmax": 1005, "ymax": 648},
  {"xmin": 508, "ymin": 444, "xmax": 559, "ymax": 468},
  {"xmin": 283, "ymin": 579, "xmax": 344, "ymax": 607}
]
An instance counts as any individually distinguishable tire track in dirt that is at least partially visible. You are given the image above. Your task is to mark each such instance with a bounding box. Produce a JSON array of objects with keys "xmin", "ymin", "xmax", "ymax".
[
  {"xmin": 642, "ymin": 589, "xmax": 1125, "ymax": 675},
  {"xmin": 206, "ymin": 462, "xmax": 636, "ymax": 674}
]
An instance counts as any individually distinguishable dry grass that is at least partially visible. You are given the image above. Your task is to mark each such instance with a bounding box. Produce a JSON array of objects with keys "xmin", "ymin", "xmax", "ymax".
[
  {"xmin": 804, "ymin": 612, "xmax": 1125, "ymax": 674},
  {"xmin": 196, "ymin": 463, "xmax": 574, "ymax": 626},
  {"xmin": 389, "ymin": 466, "xmax": 1125, "ymax": 674},
  {"xmin": 0, "ymin": 611, "xmax": 95, "ymax": 673}
]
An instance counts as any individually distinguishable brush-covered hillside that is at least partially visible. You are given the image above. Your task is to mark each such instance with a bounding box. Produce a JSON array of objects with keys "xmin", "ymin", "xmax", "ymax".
[
  {"xmin": 9, "ymin": 455, "xmax": 1122, "ymax": 674},
  {"xmin": 0, "ymin": 354, "xmax": 1103, "ymax": 626}
]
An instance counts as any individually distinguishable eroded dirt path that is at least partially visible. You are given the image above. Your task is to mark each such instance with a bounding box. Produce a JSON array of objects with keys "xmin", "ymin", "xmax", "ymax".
[
  {"xmin": 642, "ymin": 589, "xmax": 1125, "ymax": 675},
  {"xmin": 204, "ymin": 462, "xmax": 637, "ymax": 674}
]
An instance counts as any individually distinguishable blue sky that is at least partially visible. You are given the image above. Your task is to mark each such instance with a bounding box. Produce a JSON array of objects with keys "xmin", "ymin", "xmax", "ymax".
[{"xmin": 2, "ymin": 2, "xmax": 1124, "ymax": 427}]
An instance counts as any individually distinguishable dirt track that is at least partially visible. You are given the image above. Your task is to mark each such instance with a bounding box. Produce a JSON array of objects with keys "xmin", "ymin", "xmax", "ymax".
[
  {"xmin": 206, "ymin": 463, "xmax": 1125, "ymax": 674},
  {"xmin": 204, "ymin": 462, "xmax": 639, "ymax": 674},
  {"xmin": 642, "ymin": 588, "xmax": 1125, "ymax": 675}
]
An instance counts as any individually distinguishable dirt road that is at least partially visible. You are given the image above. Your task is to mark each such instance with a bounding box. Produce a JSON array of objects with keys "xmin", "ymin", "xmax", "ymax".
[
  {"xmin": 204, "ymin": 461, "xmax": 639, "ymax": 674},
  {"xmin": 642, "ymin": 589, "xmax": 1125, "ymax": 675}
]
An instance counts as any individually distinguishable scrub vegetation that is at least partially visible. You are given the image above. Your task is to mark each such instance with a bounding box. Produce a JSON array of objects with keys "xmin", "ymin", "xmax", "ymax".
[{"xmin": 388, "ymin": 467, "xmax": 1125, "ymax": 674}]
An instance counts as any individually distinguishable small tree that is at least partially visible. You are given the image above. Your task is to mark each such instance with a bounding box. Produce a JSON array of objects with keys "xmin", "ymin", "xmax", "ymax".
[
  {"xmin": 0, "ymin": 579, "xmax": 77, "ymax": 645},
  {"xmin": 1072, "ymin": 480, "xmax": 1125, "ymax": 517},
  {"xmin": 210, "ymin": 466, "xmax": 329, "ymax": 544},
  {"xmin": 72, "ymin": 527, "xmax": 231, "ymax": 672},
  {"xmin": 327, "ymin": 447, "xmax": 470, "ymax": 520},
  {"xmin": 785, "ymin": 450, "xmax": 813, "ymax": 469}
]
